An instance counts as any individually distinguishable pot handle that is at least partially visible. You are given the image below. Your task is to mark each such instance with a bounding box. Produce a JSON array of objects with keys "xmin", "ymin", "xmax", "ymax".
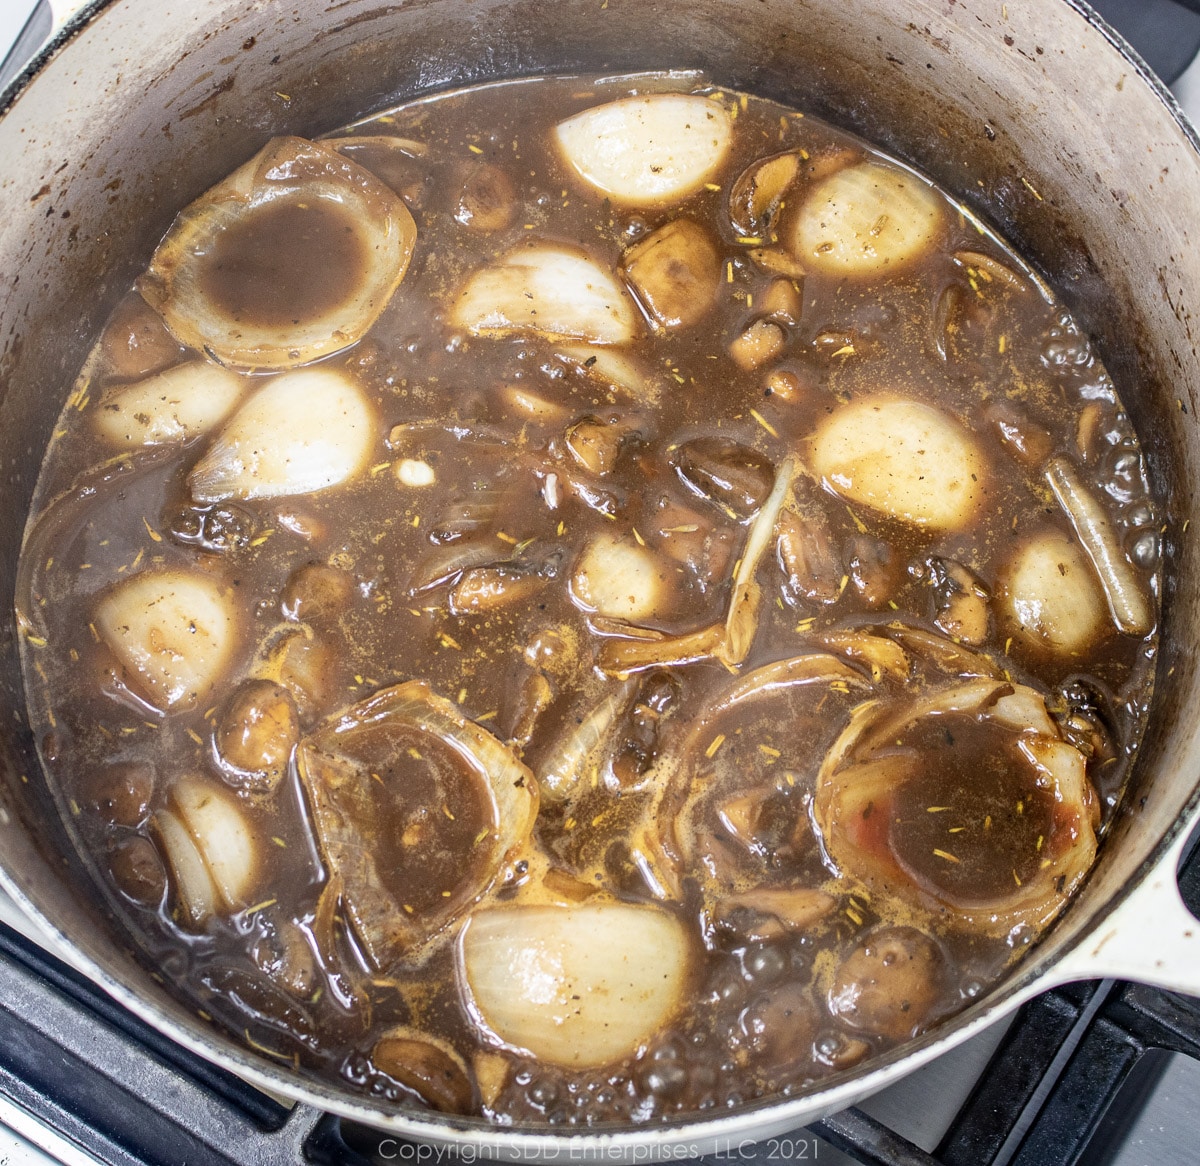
[{"xmin": 1050, "ymin": 812, "xmax": 1200, "ymax": 996}]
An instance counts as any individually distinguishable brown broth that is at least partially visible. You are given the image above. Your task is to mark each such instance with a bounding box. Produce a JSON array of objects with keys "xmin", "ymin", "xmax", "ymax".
[
  {"xmin": 195, "ymin": 196, "xmax": 368, "ymax": 329},
  {"xmin": 19, "ymin": 73, "xmax": 1160, "ymax": 1126}
]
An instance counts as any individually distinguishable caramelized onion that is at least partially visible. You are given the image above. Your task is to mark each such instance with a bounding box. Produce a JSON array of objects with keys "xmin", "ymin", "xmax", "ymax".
[
  {"xmin": 297, "ymin": 681, "xmax": 538, "ymax": 967},
  {"xmin": 814, "ymin": 678, "xmax": 1098, "ymax": 933},
  {"xmin": 139, "ymin": 137, "xmax": 416, "ymax": 370}
]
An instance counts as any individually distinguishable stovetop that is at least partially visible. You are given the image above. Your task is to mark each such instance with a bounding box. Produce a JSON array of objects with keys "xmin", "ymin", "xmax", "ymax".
[{"xmin": 2, "ymin": 2, "xmax": 1200, "ymax": 1165}]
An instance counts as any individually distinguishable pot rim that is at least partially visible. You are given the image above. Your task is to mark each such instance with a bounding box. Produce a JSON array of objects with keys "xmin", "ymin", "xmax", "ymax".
[{"xmin": 0, "ymin": 0, "xmax": 1197, "ymax": 1151}]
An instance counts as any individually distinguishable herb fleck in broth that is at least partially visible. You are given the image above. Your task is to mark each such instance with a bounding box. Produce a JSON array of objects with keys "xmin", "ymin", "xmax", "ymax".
[{"xmin": 19, "ymin": 73, "xmax": 1159, "ymax": 1124}]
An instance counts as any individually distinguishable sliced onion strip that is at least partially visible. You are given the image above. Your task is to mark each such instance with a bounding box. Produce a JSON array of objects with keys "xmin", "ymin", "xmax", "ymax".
[{"xmin": 1045, "ymin": 456, "xmax": 1152, "ymax": 635}]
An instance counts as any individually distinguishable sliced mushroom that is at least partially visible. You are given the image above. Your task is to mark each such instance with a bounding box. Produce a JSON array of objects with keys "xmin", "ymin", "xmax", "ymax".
[
  {"xmin": 450, "ymin": 565, "xmax": 548, "ymax": 614},
  {"xmin": 729, "ymin": 151, "xmax": 801, "ymax": 236},
  {"xmin": 554, "ymin": 94, "xmax": 732, "ymax": 207},
  {"xmin": 845, "ymin": 535, "xmax": 904, "ymax": 610},
  {"xmin": 564, "ymin": 416, "xmax": 633, "ymax": 477},
  {"xmin": 810, "ymin": 395, "xmax": 987, "ymax": 530},
  {"xmin": 777, "ymin": 507, "xmax": 842, "ymax": 605},
  {"xmin": 673, "ymin": 437, "xmax": 775, "ymax": 519},
  {"xmin": 372, "ymin": 1028, "xmax": 475, "ymax": 1113},
  {"xmin": 138, "ymin": 137, "xmax": 416, "ymax": 370},
  {"xmin": 214, "ymin": 680, "xmax": 299, "ymax": 795},
  {"xmin": 449, "ymin": 244, "xmax": 639, "ymax": 345},
  {"xmin": 459, "ymin": 902, "xmax": 693, "ymax": 1067},
  {"xmin": 95, "ymin": 362, "xmax": 247, "ymax": 447},
  {"xmin": 931, "ymin": 558, "xmax": 991, "ymax": 646},
  {"xmin": 717, "ymin": 887, "xmax": 836, "ymax": 933},
  {"xmin": 93, "ymin": 569, "xmax": 238, "ymax": 711},
  {"xmin": 788, "ymin": 160, "xmax": 944, "ymax": 276},
  {"xmin": 189, "ymin": 368, "xmax": 375, "ymax": 503},
  {"xmin": 828, "ymin": 927, "xmax": 945, "ymax": 1041},
  {"xmin": 621, "ymin": 219, "xmax": 721, "ymax": 330},
  {"xmin": 296, "ymin": 681, "xmax": 538, "ymax": 967}
]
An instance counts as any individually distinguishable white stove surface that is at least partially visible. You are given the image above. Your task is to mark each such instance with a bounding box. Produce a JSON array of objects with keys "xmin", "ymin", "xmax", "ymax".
[{"xmin": 1, "ymin": 8, "xmax": 1198, "ymax": 1166}]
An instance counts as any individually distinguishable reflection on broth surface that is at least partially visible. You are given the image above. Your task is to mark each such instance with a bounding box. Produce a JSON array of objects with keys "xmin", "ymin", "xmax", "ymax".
[{"xmin": 18, "ymin": 72, "xmax": 1159, "ymax": 1124}]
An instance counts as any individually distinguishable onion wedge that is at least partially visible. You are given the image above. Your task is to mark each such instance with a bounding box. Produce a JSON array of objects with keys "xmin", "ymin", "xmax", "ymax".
[
  {"xmin": 449, "ymin": 245, "xmax": 638, "ymax": 345},
  {"xmin": 789, "ymin": 160, "xmax": 943, "ymax": 276},
  {"xmin": 189, "ymin": 368, "xmax": 374, "ymax": 503},
  {"xmin": 93, "ymin": 568, "xmax": 238, "ymax": 711},
  {"xmin": 138, "ymin": 137, "xmax": 416, "ymax": 371},
  {"xmin": 810, "ymin": 395, "xmax": 987, "ymax": 531},
  {"xmin": 95, "ymin": 361, "xmax": 246, "ymax": 447},
  {"xmin": 554, "ymin": 94, "xmax": 732, "ymax": 207},
  {"xmin": 814, "ymin": 678, "xmax": 1099, "ymax": 934},
  {"xmin": 460, "ymin": 902, "xmax": 692, "ymax": 1067},
  {"xmin": 297, "ymin": 681, "xmax": 538, "ymax": 968}
]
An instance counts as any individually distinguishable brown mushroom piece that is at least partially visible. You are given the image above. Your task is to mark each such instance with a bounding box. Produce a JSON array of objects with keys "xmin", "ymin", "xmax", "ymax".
[
  {"xmin": 456, "ymin": 163, "xmax": 517, "ymax": 232},
  {"xmin": 108, "ymin": 836, "xmax": 168, "ymax": 907},
  {"xmin": 282, "ymin": 563, "xmax": 354, "ymax": 623},
  {"xmin": 215, "ymin": 680, "xmax": 300, "ymax": 796},
  {"xmin": 621, "ymin": 219, "xmax": 721, "ymax": 330},
  {"xmin": 88, "ymin": 761, "xmax": 155, "ymax": 827},
  {"xmin": 828, "ymin": 927, "xmax": 945, "ymax": 1042},
  {"xmin": 673, "ymin": 437, "xmax": 775, "ymax": 519},
  {"xmin": 372, "ymin": 1030, "xmax": 476, "ymax": 1113},
  {"xmin": 730, "ymin": 319, "xmax": 787, "ymax": 371}
]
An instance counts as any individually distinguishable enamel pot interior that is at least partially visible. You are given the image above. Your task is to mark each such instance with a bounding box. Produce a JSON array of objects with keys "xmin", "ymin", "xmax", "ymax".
[{"xmin": 0, "ymin": 0, "xmax": 1198, "ymax": 1149}]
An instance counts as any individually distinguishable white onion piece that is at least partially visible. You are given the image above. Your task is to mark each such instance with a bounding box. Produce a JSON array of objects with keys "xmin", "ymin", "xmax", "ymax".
[
  {"xmin": 138, "ymin": 137, "xmax": 416, "ymax": 370},
  {"xmin": 1000, "ymin": 529, "xmax": 1108, "ymax": 655},
  {"xmin": 460, "ymin": 903, "xmax": 692, "ymax": 1067},
  {"xmin": 538, "ymin": 678, "xmax": 637, "ymax": 800},
  {"xmin": 297, "ymin": 681, "xmax": 539, "ymax": 968},
  {"xmin": 789, "ymin": 161, "xmax": 944, "ymax": 276},
  {"xmin": 555, "ymin": 344, "xmax": 662, "ymax": 404},
  {"xmin": 1045, "ymin": 456, "xmax": 1152, "ymax": 635},
  {"xmin": 189, "ymin": 368, "xmax": 374, "ymax": 502},
  {"xmin": 449, "ymin": 245, "xmax": 638, "ymax": 345},
  {"xmin": 720, "ymin": 456, "xmax": 796, "ymax": 666},
  {"xmin": 570, "ymin": 533, "xmax": 671, "ymax": 621},
  {"xmin": 172, "ymin": 777, "xmax": 258, "ymax": 909},
  {"xmin": 94, "ymin": 569, "xmax": 237, "ymax": 710},
  {"xmin": 810, "ymin": 395, "xmax": 986, "ymax": 530},
  {"xmin": 95, "ymin": 361, "xmax": 246, "ymax": 447},
  {"xmin": 155, "ymin": 809, "xmax": 218, "ymax": 926},
  {"xmin": 554, "ymin": 94, "xmax": 732, "ymax": 207}
]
